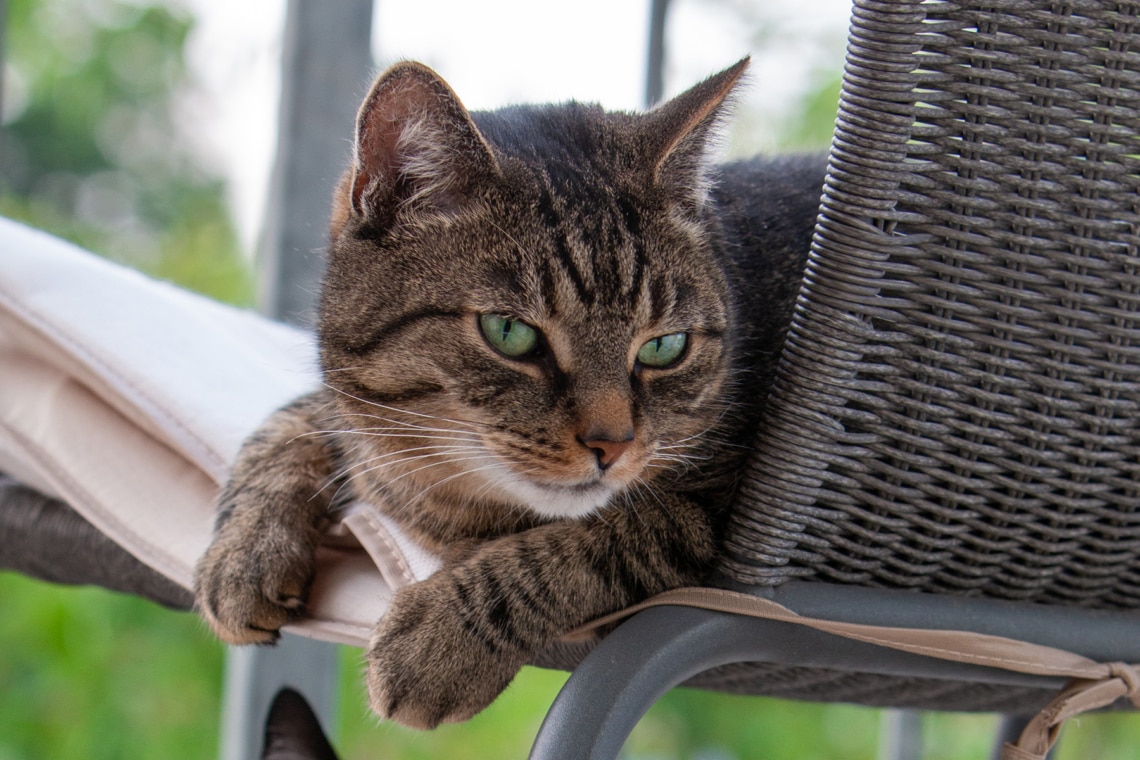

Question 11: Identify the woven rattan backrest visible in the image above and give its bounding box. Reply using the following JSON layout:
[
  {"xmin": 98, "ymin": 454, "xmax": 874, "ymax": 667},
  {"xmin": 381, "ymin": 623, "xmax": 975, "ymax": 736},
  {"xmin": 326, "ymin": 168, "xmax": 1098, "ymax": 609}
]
[{"xmin": 722, "ymin": 0, "xmax": 1140, "ymax": 608}]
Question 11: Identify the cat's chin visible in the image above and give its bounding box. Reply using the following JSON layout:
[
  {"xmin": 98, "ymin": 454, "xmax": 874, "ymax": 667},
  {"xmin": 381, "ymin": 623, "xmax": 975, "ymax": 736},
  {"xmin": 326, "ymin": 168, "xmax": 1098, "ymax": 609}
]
[
  {"xmin": 523, "ymin": 483, "xmax": 616, "ymax": 520},
  {"xmin": 487, "ymin": 471, "xmax": 616, "ymax": 520}
]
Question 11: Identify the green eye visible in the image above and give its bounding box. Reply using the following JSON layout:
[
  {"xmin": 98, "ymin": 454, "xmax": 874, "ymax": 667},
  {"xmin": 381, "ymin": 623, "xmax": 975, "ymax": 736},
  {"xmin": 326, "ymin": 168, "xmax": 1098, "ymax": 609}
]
[
  {"xmin": 479, "ymin": 314, "xmax": 539, "ymax": 358},
  {"xmin": 637, "ymin": 332, "xmax": 688, "ymax": 368}
]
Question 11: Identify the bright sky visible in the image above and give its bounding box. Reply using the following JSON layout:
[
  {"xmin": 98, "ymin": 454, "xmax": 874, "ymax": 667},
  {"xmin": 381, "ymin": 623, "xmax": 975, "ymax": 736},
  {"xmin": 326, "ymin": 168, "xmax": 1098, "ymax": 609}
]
[{"xmin": 181, "ymin": 0, "xmax": 851, "ymax": 251}]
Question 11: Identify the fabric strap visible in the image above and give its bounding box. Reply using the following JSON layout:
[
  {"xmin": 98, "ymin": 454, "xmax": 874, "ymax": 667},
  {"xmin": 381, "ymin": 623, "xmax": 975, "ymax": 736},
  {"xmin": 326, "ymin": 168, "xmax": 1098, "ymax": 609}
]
[{"xmin": 568, "ymin": 587, "xmax": 1140, "ymax": 760}]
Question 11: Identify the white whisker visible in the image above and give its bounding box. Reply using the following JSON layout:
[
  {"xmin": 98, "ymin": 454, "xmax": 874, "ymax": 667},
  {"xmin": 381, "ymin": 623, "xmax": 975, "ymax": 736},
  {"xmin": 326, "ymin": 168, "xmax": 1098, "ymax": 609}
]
[
  {"xmin": 336, "ymin": 430, "xmax": 482, "ymax": 443},
  {"xmin": 411, "ymin": 461, "xmax": 509, "ymax": 502},
  {"xmin": 322, "ymin": 383, "xmax": 489, "ymax": 431},
  {"xmin": 381, "ymin": 453, "xmax": 494, "ymax": 488},
  {"xmin": 322, "ymin": 445, "xmax": 484, "ymax": 502},
  {"xmin": 337, "ymin": 412, "xmax": 484, "ymax": 436},
  {"xmin": 292, "ymin": 428, "xmax": 483, "ymax": 448},
  {"xmin": 337, "ymin": 444, "xmax": 485, "ymax": 476}
]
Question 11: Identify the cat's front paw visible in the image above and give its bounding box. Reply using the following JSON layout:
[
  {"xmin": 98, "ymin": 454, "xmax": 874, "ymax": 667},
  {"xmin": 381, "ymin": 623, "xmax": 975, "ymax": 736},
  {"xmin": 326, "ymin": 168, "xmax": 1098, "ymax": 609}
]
[
  {"xmin": 194, "ymin": 513, "xmax": 319, "ymax": 646},
  {"xmin": 365, "ymin": 577, "xmax": 527, "ymax": 729}
]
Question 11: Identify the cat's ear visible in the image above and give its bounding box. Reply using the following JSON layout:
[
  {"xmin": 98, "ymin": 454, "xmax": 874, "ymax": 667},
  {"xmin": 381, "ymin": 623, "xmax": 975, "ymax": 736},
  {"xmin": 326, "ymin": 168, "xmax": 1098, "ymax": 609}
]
[
  {"xmin": 348, "ymin": 62, "xmax": 499, "ymax": 221},
  {"xmin": 643, "ymin": 58, "xmax": 749, "ymax": 207}
]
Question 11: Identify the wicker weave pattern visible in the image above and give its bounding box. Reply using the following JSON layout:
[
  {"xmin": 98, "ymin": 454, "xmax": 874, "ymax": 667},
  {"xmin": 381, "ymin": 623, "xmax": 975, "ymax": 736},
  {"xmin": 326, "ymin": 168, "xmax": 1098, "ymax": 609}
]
[
  {"xmin": 534, "ymin": 642, "xmax": 1060, "ymax": 713},
  {"xmin": 684, "ymin": 663, "xmax": 1056, "ymax": 713},
  {"xmin": 723, "ymin": 0, "xmax": 1140, "ymax": 608}
]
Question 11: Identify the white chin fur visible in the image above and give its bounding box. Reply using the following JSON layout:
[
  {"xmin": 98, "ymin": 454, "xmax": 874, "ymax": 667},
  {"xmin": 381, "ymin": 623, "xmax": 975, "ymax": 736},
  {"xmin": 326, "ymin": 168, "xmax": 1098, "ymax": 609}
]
[{"xmin": 482, "ymin": 464, "xmax": 615, "ymax": 520}]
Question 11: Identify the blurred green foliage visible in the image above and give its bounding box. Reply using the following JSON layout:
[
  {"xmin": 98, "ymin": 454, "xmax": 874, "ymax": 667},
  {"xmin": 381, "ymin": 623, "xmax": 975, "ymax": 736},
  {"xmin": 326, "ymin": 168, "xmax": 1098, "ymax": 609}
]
[
  {"xmin": 0, "ymin": 574, "xmax": 224, "ymax": 760},
  {"xmin": 0, "ymin": 0, "xmax": 252, "ymax": 305},
  {"xmin": 0, "ymin": 1, "xmax": 247, "ymax": 757},
  {"xmin": 775, "ymin": 74, "xmax": 842, "ymax": 152},
  {"xmin": 2, "ymin": 1, "xmax": 1139, "ymax": 759}
]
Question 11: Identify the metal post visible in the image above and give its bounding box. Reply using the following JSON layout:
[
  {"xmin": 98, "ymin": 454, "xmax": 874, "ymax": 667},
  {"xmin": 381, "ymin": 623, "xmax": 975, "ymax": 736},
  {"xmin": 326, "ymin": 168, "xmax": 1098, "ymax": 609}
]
[
  {"xmin": 219, "ymin": 636, "xmax": 340, "ymax": 760},
  {"xmin": 0, "ymin": 0, "xmax": 7, "ymax": 121},
  {"xmin": 219, "ymin": 1, "xmax": 374, "ymax": 758},
  {"xmin": 645, "ymin": 0, "xmax": 670, "ymax": 107},
  {"xmin": 879, "ymin": 710, "xmax": 923, "ymax": 760},
  {"xmin": 257, "ymin": 0, "xmax": 375, "ymax": 328}
]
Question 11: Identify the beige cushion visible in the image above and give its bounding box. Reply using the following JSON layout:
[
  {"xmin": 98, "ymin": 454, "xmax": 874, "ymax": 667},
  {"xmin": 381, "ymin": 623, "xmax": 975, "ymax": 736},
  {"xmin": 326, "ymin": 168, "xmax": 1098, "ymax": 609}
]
[{"xmin": 0, "ymin": 217, "xmax": 439, "ymax": 647}]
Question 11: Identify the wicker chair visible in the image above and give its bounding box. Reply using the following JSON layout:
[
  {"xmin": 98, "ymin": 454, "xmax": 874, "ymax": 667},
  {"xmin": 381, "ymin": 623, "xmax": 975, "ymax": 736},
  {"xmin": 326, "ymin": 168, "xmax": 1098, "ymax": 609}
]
[{"xmin": 529, "ymin": 1, "xmax": 1140, "ymax": 758}]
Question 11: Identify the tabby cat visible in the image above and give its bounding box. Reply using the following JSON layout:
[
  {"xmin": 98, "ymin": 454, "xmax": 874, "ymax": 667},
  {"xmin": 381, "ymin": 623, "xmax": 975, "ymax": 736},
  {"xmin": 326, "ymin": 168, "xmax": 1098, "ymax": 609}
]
[{"xmin": 194, "ymin": 58, "xmax": 825, "ymax": 729}]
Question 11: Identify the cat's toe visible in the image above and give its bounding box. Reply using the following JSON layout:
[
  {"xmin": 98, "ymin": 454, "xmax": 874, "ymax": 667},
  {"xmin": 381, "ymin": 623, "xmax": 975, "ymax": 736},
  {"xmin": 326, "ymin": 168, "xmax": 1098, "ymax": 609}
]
[
  {"xmin": 194, "ymin": 535, "xmax": 316, "ymax": 646},
  {"xmin": 364, "ymin": 670, "xmax": 474, "ymax": 730},
  {"xmin": 363, "ymin": 583, "xmax": 522, "ymax": 729},
  {"xmin": 262, "ymin": 573, "xmax": 310, "ymax": 612},
  {"xmin": 364, "ymin": 646, "xmax": 488, "ymax": 730},
  {"xmin": 196, "ymin": 573, "xmax": 289, "ymax": 645}
]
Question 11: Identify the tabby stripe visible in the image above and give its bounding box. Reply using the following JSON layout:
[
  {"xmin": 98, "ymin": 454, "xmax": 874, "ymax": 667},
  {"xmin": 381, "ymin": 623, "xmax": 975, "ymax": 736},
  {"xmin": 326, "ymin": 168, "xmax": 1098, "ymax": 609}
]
[
  {"xmin": 203, "ymin": 581, "xmax": 224, "ymax": 621},
  {"xmin": 615, "ymin": 193, "xmax": 646, "ymax": 307},
  {"xmin": 536, "ymin": 187, "xmax": 593, "ymax": 305},
  {"xmin": 583, "ymin": 532, "xmax": 647, "ymax": 604},
  {"xmin": 214, "ymin": 500, "xmax": 236, "ymax": 529},
  {"xmin": 648, "ymin": 277, "xmax": 670, "ymax": 324},
  {"xmin": 511, "ymin": 550, "xmax": 561, "ymax": 619},
  {"xmin": 347, "ymin": 307, "xmax": 464, "ymax": 356},
  {"xmin": 608, "ymin": 530, "xmax": 653, "ymax": 602},
  {"xmin": 339, "ymin": 381, "xmax": 445, "ymax": 407},
  {"xmin": 538, "ymin": 257, "xmax": 559, "ymax": 316},
  {"xmin": 481, "ymin": 570, "xmax": 531, "ymax": 652},
  {"xmin": 663, "ymin": 528, "xmax": 709, "ymax": 583},
  {"xmin": 452, "ymin": 578, "xmax": 500, "ymax": 654}
]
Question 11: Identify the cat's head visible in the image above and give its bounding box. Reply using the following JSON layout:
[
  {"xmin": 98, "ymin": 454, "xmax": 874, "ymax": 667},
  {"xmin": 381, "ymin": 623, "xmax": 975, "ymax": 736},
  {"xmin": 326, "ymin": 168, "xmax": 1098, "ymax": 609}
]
[{"xmin": 319, "ymin": 60, "xmax": 747, "ymax": 522}]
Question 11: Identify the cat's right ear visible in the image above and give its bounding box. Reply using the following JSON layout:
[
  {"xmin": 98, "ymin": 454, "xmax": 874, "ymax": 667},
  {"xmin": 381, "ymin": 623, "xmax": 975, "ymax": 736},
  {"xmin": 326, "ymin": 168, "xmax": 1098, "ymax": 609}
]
[
  {"xmin": 643, "ymin": 58, "xmax": 749, "ymax": 210},
  {"xmin": 347, "ymin": 62, "xmax": 499, "ymax": 223}
]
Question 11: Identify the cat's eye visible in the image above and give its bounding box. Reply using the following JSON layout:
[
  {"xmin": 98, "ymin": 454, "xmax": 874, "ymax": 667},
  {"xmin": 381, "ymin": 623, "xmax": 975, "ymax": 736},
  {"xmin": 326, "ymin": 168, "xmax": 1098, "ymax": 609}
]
[
  {"xmin": 479, "ymin": 314, "xmax": 539, "ymax": 358},
  {"xmin": 637, "ymin": 332, "xmax": 688, "ymax": 368}
]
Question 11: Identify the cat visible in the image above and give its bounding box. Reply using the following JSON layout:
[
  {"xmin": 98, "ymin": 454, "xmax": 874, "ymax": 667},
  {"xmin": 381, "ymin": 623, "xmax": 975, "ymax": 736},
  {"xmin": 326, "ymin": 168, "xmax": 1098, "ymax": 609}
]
[{"xmin": 194, "ymin": 57, "xmax": 825, "ymax": 730}]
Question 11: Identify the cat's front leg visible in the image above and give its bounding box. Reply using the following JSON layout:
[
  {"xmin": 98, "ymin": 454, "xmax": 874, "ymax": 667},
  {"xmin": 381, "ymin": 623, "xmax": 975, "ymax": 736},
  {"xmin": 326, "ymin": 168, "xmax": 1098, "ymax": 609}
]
[
  {"xmin": 194, "ymin": 390, "xmax": 337, "ymax": 644},
  {"xmin": 366, "ymin": 491, "xmax": 717, "ymax": 728}
]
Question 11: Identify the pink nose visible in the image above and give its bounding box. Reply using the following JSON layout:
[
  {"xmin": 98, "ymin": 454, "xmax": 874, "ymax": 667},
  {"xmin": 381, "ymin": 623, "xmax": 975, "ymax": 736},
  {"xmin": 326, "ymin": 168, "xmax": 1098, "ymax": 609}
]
[{"xmin": 580, "ymin": 436, "xmax": 633, "ymax": 469}]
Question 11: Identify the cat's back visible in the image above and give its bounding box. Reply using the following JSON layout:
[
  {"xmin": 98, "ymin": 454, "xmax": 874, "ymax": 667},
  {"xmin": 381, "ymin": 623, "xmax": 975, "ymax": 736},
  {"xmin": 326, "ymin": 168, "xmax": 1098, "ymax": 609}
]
[
  {"xmin": 713, "ymin": 153, "xmax": 826, "ymax": 262},
  {"xmin": 710, "ymin": 153, "xmax": 827, "ymax": 414}
]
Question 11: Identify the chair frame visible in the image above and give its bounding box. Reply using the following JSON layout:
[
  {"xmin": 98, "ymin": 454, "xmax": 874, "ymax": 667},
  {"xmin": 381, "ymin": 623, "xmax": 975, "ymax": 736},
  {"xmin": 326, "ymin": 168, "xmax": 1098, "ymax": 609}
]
[{"xmin": 528, "ymin": 582, "xmax": 1140, "ymax": 759}]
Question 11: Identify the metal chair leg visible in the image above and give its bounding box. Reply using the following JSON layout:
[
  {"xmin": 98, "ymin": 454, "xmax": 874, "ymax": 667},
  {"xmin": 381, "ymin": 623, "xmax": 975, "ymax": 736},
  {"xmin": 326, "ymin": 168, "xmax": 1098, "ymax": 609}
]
[
  {"xmin": 219, "ymin": 635, "xmax": 340, "ymax": 760},
  {"xmin": 220, "ymin": 0, "xmax": 374, "ymax": 756},
  {"xmin": 991, "ymin": 715, "xmax": 1054, "ymax": 760},
  {"xmin": 879, "ymin": 710, "xmax": 923, "ymax": 760}
]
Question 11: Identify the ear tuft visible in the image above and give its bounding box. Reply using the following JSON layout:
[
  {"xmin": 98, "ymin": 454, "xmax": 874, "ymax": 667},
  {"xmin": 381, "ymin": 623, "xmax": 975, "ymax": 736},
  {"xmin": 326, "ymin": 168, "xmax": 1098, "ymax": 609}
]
[
  {"xmin": 644, "ymin": 58, "xmax": 749, "ymax": 208},
  {"xmin": 350, "ymin": 62, "xmax": 498, "ymax": 221}
]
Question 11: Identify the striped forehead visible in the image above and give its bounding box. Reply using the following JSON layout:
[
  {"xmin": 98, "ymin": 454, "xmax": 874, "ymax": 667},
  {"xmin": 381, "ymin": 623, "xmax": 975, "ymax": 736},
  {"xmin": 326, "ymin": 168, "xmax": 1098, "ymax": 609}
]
[{"xmin": 531, "ymin": 164, "xmax": 648, "ymax": 315}]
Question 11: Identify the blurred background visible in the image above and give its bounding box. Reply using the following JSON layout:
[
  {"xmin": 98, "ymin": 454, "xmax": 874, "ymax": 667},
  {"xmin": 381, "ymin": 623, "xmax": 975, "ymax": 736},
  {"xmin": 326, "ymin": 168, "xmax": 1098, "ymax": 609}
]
[{"xmin": 1, "ymin": 0, "xmax": 1137, "ymax": 757}]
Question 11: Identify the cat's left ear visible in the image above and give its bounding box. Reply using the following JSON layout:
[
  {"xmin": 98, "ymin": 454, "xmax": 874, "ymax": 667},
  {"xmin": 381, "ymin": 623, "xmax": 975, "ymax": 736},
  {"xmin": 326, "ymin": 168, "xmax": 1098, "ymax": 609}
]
[
  {"xmin": 348, "ymin": 62, "xmax": 499, "ymax": 222},
  {"xmin": 643, "ymin": 58, "xmax": 749, "ymax": 207}
]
